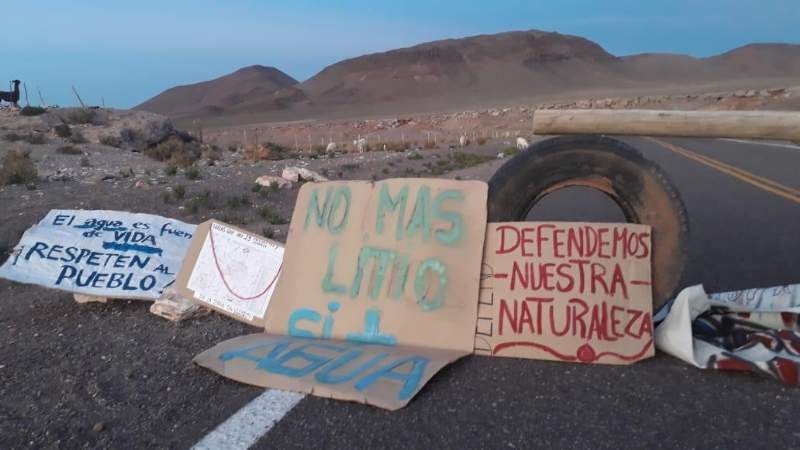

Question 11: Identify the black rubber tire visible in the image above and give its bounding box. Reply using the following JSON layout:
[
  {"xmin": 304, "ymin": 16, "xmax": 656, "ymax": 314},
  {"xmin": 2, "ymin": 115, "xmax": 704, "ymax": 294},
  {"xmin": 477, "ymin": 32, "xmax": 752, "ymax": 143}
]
[{"xmin": 488, "ymin": 135, "xmax": 689, "ymax": 309}]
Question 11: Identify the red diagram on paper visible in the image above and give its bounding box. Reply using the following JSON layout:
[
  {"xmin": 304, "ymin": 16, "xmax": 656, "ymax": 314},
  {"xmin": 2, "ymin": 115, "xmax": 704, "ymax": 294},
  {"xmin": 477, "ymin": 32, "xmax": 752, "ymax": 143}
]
[{"xmin": 208, "ymin": 228, "xmax": 282, "ymax": 300}]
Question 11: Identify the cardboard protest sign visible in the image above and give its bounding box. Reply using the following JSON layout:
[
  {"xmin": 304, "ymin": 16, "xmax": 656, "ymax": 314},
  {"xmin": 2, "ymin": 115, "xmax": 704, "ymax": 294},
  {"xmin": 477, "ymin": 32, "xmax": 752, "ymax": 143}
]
[
  {"xmin": 195, "ymin": 179, "xmax": 488, "ymax": 409},
  {"xmin": 0, "ymin": 210, "xmax": 195, "ymax": 300},
  {"xmin": 195, "ymin": 334, "xmax": 464, "ymax": 410},
  {"xmin": 474, "ymin": 222, "xmax": 655, "ymax": 365},
  {"xmin": 175, "ymin": 220, "xmax": 284, "ymax": 326}
]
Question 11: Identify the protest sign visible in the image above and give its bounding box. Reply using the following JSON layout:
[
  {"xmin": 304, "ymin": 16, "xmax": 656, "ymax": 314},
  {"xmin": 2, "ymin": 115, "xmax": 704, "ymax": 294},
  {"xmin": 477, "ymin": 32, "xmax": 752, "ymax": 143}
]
[
  {"xmin": 474, "ymin": 222, "xmax": 655, "ymax": 365},
  {"xmin": 0, "ymin": 210, "xmax": 195, "ymax": 300},
  {"xmin": 175, "ymin": 220, "xmax": 284, "ymax": 326},
  {"xmin": 195, "ymin": 178, "xmax": 488, "ymax": 409}
]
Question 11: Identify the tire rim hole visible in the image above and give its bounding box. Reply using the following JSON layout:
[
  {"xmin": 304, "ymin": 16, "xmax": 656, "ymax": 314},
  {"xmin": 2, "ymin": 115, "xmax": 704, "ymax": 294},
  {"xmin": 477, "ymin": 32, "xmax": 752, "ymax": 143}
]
[{"xmin": 525, "ymin": 185, "xmax": 628, "ymax": 223}]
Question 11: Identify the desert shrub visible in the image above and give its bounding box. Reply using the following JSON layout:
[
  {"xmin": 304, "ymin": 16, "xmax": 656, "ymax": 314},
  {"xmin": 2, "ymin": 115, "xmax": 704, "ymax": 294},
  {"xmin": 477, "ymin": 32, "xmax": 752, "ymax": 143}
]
[
  {"xmin": 477, "ymin": 137, "xmax": 487, "ymax": 146},
  {"xmin": 119, "ymin": 168, "xmax": 134, "ymax": 178},
  {"xmin": 173, "ymin": 184, "xmax": 186, "ymax": 200},
  {"xmin": 22, "ymin": 133, "xmax": 47, "ymax": 145},
  {"xmin": 56, "ymin": 145, "xmax": 82, "ymax": 155},
  {"xmin": 451, "ymin": 151, "xmax": 493, "ymax": 168},
  {"xmin": 503, "ymin": 146, "xmax": 520, "ymax": 157},
  {"xmin": 406, "ymin": 151, "xmax": 424, "ymax": 160},
  {"xmin": 310, "ymin": 145, "xmax": 327, "ymax": 158},
  {"xmin": 341, "ymin": 163, "xmax": 361, "ymax": 170},
  {"xmin": 53, "ymin": 123, "xmax": 72, "ymax": 138},
  {"xmin": 20, "ymin": 106, "xmax": 47, "ymax": 116},
  {"xmin": 66, "ymin": 108, "xmax": 98, "ymax": 125},
  {"xmin": 187, "ymin": 190, "xmax": 211, "ymax": 213},
  {"xmin": 161, "ymin": 191, "xmax": 172, "ymax": 204},
  {"xmin": 251, "ymin": 184, "xmax": 262, "ymax": 193},
  {"xmin": 258, "ymin": 205, "xmax": 286, "ymax": 224},
  {"xmin": 99, "ymin": 134, "xmax": 123, "ymax": 147},
  {"xmin": 80, "ymin": 156, "xmax": 91, "ymax": 167},
  {"xmin": 69, "ymin": 130, "xmax": 87, "ymax": 144},
  {"xmin": 164, "ymin": 164, "xmax": 178, "ymax": 176},
  {"xmin": 119, "ymin": 128, "xmax": 140, "ymax": 144},
  {"xmin": 426, "ymin": 151, "xmax": 494, "ymax": 176},
  {"xmin": 144, "ymin": 136, "xmax": 201, "ymax": 167},
  {"xmin": 423, "ymin": 141, "xmax": 437, "ymax": 149},
  {"xmin": 220, "ymin": 212, "xmax": 248, "ymax": 225},
  {"xmin": 226, "ymin": 194, "xmax": 250, "ymax": 209},
  {"xmin": 227, "ymin": 143, "xmax": 239, "ymax": 153},
  {"xmin": 382, "ymin": 168, "xmax": 389, "ymax": 174},
  {"xmin": 0, "ymin": 150, "xmax": 38, "ymax": 186},
  {"xmin": 373, "ymin": 141, "xmax": 408, "ymax": 152},
  {"xmin": 3, "ymin": 132, "xmax": 22, "ymax": 142},
  {"xmin": 261, "ymin": 227, "xmax": 275, "ymax": 239},
  {"xmin": 202, "ymin": 144, "xmax": 222, "ymax": 165},
  {"xmin": 184, "ymin": 166, "xmax": 201, "ymax": 180},
  {"xmin": 243, "ymin": 142, "xmax": 297, "ymax": 161}
]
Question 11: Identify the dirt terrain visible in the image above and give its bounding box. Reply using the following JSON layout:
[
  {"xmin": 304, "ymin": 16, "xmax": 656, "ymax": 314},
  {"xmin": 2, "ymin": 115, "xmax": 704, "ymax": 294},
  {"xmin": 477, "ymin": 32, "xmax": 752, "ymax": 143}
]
[
  {"xmin": 198, "ymin": 84, "xmax": 800, "ymax": 152},
  {"xmin": 2, "ymin": 88, "xmax": 800, "ymax": 447}
]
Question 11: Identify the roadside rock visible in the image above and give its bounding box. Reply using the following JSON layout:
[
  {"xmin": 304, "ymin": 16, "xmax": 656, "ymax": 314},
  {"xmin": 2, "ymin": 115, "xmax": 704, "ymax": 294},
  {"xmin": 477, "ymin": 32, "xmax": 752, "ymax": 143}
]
[
  {"xmin": 281, "ymin": 166, "xmax": 328, "ymax": 183},
  {"xmin": 255, "ymin": 175, "xmax": 292, "ymax": 189}
]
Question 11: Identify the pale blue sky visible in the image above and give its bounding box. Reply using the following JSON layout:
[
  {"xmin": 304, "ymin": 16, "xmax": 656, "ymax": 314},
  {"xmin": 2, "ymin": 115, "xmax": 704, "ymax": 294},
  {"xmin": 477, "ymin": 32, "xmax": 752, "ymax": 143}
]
[{"xmin": 2, "ymin": 0, "xmax": 798, "ymax": 108}]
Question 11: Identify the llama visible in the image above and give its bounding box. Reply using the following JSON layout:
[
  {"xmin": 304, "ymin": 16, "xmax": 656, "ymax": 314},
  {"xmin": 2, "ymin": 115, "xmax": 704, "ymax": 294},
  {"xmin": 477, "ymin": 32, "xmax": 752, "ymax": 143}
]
[
  {"xmin": 516, "ymin": 137, "xmax": 529, "ymax": 150},
  {"xmin": 459, "ymin": 135, "xmax": 467, "ymax": 147},
  {"xmin": 325, "ymin": 142, "xmax": 337, "ymax": 153},
  {"xmin": 0, "ymin": 80, "xmax": 21, "ymax": 107},
  {"xmin": 353, "ymin": 137, "xmax": 367, "ymax": 153}
]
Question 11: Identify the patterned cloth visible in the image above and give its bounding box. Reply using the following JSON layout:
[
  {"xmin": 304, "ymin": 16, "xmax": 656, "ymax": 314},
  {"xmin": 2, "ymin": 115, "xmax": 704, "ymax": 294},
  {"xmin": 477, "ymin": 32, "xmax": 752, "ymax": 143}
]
[{"xmin": 655, "ymin": 284, "xmax": 800, "ymax": 385}]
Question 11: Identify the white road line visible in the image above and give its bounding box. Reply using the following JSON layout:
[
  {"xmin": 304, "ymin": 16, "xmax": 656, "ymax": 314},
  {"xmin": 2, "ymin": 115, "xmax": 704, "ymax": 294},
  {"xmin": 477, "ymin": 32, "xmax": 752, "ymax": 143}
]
[
  {"xmin": 719, "ymin": 138, "xmax": 800, "ymax": 150},
  {"xmin": 192, "ymin": 389, "xmax": 305, "ymax": 450}
]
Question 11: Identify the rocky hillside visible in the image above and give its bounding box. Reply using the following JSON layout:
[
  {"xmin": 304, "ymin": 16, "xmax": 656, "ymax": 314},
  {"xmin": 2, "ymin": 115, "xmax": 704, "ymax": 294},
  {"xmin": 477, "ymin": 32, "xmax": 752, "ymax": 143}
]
[
  {"xmin": 136, "ymin": 30, "xmax": 800, "ymax": 123},
  {"xmin": 135, "ymin": 65, "xmax": 301, "ymax": 119}
]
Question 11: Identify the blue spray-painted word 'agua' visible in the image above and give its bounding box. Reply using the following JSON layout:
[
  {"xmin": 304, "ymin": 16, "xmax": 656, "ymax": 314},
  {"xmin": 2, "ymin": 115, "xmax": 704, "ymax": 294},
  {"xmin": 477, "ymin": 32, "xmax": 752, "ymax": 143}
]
[{"xmin": 220, "ymin": 337, "xmax": 430, "ymax": 401}]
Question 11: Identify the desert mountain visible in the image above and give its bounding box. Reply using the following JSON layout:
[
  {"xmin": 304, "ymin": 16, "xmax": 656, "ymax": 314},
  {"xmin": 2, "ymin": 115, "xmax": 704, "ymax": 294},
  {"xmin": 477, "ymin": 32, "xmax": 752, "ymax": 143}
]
[
  {"xmin": 136, "ymin": 30, "xmax": 800, "ymax": 122},
  {"xmin": 135, "ymin": 65, "xmax": 301, "ymax": 118}
]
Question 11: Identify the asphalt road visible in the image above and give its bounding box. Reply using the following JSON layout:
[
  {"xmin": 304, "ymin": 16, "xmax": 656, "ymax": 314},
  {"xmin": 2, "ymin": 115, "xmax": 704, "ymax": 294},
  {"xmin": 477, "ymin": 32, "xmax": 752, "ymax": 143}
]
[{"xmin": 2, "ymin": 137, "xmax": 799, "ymax": 449}]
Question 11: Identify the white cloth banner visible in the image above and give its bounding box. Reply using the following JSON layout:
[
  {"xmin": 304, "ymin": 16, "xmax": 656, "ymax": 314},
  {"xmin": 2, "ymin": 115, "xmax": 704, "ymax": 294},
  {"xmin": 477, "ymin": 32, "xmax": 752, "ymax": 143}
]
[
  {"xmin": 0, "ymin": 210, "xmax": 196, "ymax": 299},
  {"xmin": 655, "ymin": 283, "xmax": 800, "ymax": 382}
]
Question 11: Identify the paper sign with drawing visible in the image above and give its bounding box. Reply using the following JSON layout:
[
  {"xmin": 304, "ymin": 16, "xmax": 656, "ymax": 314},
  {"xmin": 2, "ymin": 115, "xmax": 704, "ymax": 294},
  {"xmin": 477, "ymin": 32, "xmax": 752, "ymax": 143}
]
[
  {"xmin": 0, "ymin": 209, "xmax": 195, "ymax": 300},
  {"xmin": 195, "ymin": 178, "xmax": 488, "ymax": 409},
  {"xmin": 474, "ymin": 222, "xmax": 655, "ymax": 364},
  {"xmin": 175, "ymin": 220, "xmax": 284, "ymax": 326}
]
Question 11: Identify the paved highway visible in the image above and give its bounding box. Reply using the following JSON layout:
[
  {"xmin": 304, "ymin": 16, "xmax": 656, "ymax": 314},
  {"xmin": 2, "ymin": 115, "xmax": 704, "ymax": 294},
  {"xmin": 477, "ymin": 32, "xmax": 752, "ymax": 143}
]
[{"xmin": 2, "ymin": 137, "xmax": 799, "ymax": 449}]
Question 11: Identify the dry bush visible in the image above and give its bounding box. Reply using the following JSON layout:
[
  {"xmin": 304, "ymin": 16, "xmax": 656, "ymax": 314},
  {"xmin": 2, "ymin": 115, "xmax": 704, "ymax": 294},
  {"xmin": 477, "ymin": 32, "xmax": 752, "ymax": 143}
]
[
  {"xmin": 66, "ymin": 108, "xmax": 99, "ymax": 125},
  {"xmin": 144, "ymin": 136, "xmax": 201, "ymax": 167},
  {"xmin": 53, "ymin": 124, "xmax": 71, "ymax": 138},
  {"xmin": 69, "ymin": 130, "xmax": 87, "ymax": 144},
  {"xmin": 0, "ymin": 150, "xmax": 38, "ymax": 186},
  {"xmin": 99, "ymin": 134, "xmax": 123, "ymax": 147},
  {"xmin": 243, "ymin": 142, "xmax": 296, "ymax": 161},
  {"xmin": 20, "ymin": 106, "xmax": 46, "ymax": 116},
  {"xmin": 56, "ymin": 145, "xmax": 82, "ymax": 155},
  {"xmin": 22, "ymin": 133, "xmax": 47, "ymax": 145},
  {"xmin": 372, "ymin": 141, "xmax": 409, "ymax": 152}
]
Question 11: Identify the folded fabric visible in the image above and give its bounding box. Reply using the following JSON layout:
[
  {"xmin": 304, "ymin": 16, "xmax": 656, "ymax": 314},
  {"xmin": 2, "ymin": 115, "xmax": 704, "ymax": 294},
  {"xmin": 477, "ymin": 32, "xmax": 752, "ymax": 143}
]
[{"xmin": 655, "ymin": 284, "xmax": 800, "ymax": 385}]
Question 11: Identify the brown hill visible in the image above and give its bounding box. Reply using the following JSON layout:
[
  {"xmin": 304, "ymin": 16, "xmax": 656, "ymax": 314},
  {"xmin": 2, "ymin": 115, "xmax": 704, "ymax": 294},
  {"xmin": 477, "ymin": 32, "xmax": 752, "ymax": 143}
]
[
  {"xmin": 134, "ymin": 65, "xmax": 300, "ymax": 118},
  {"xmin": 136, "ymin": 30, "xmax": 800, "ymax": 123}
]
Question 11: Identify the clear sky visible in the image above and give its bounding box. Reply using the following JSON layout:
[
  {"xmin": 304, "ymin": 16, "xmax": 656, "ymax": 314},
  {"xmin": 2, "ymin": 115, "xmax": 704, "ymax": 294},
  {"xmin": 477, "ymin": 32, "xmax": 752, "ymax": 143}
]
[{"xmin": 2, "ymin": 0, "xmax": 798, "ymax": 108}]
